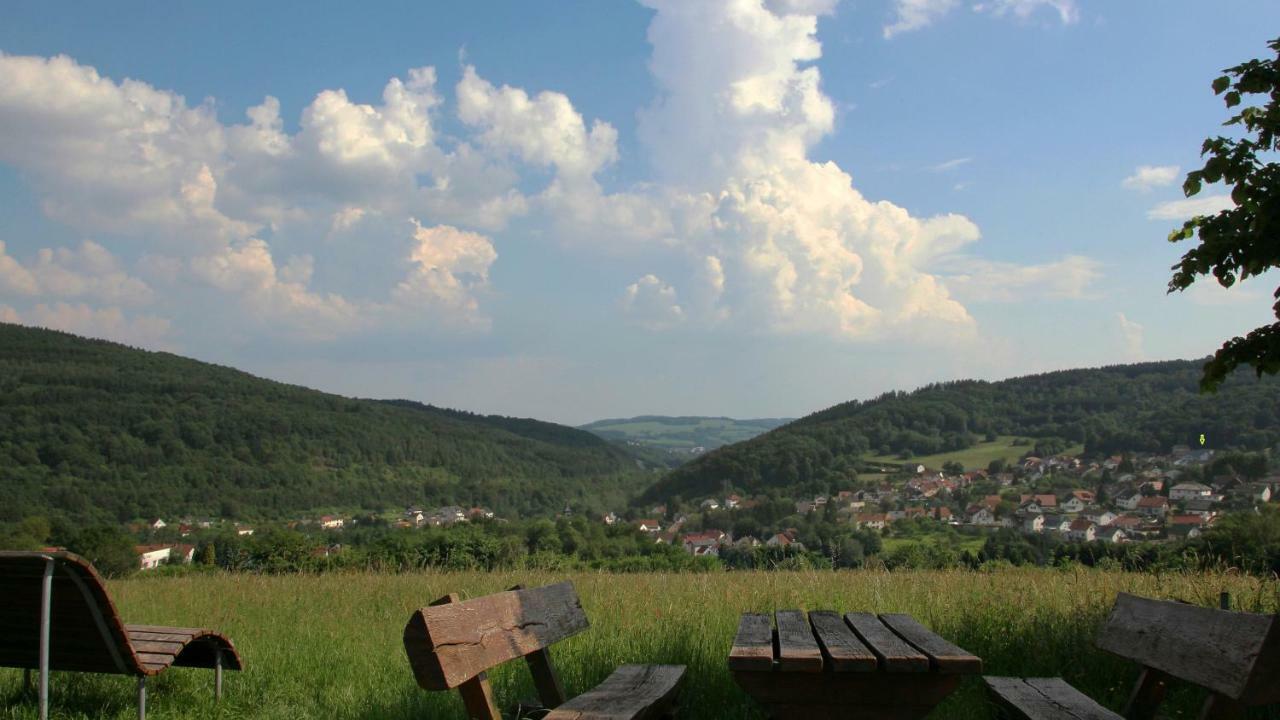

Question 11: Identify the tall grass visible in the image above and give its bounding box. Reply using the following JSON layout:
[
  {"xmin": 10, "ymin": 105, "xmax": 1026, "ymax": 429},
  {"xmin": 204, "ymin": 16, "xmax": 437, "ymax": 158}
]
[{"xmin": 2, "ymin": 568, "xmax": 1277, "ymax": 719}]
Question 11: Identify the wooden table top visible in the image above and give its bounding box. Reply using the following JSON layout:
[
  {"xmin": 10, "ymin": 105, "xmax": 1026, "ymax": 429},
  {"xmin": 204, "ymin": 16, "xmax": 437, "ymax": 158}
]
[{"xmin": 728, "ymin": 610, "xmax": 982, "ymax": 675}]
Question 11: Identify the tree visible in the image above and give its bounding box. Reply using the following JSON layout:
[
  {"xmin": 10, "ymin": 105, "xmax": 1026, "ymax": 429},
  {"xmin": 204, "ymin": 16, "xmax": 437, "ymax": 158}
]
[{"xmin": 1169, "ymin": 37, "xmax": 1280, "ymax": 390}]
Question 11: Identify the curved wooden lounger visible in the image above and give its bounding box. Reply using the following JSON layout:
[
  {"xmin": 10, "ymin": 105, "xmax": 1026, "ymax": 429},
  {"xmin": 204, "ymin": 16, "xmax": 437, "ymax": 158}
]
[{"xmin": 0, "ymin": 551, "xmax": 242, "ymax": 719}]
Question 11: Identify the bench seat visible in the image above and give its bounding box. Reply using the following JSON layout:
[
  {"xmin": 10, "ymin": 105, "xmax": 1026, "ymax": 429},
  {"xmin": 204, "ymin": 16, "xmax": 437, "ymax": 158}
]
[
  {"xmin": 984, "ymin": 676, "xmax": 1122, "ymax": 720},
  {"xmin": 545, "ymin": 664, "xmax": 685, "ymax": 720}
]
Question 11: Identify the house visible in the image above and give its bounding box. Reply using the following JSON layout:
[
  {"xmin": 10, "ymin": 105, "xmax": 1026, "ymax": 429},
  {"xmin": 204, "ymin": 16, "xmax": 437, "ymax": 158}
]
[
  {"xmin": 636, "ymin": 519, "xmax": 662, "ymax": 533},
  {"xmin": 1097, "ymin": 526, "xmax": 1127, "ymax": 544},
  {"xmin": 602, "ymin": 512, "xmax": 619, "ymax": 525},
  {"xmin": 1022, "ymin": 514, "xmax": 1044, "ymax": 534},
  {"xmin": 1110, "ymin": 515, "xmax": 1144, "ymax": 530},
  {"xmin": 854, "ymin": 513, "xmax": 887, "ymax": 530},
  {"xmin": 932, "ymin": 507, "xmax": 954, "ymax": 522},
  {"xmin": 1167, "ymin": 514, "xmax": 1208, "ymax": 539},
  {"xmin": 135, "ymin": 544, "xmax": 172, "ymax": 570},
  {"xmin": 735, "ymin": 535, "xmax": 761, "ymax": 548},
  {"xmin": 1042, "ymin": 515, "xmax": 1072, "ymax": 534},
  {"xmin": 767, "ymin": 530, "xmax": 803, "ymax": 549},
  {"xmin": 319, "ymin": 515, "xmax": 345, "ymax": 530},
  {"xmin": 149, "ymin": 519, "xmax": 167, "ymax": 530},
  {"xmin": 1136, "ymin": 496, "xmax": 1170, "ymax": 518},
  {"xmin": 966, "ymin": 507, "xmax": 996, "ymax": 526},
  {"xmin": 1115, "ymin": 492, "xmax": 1142, "ymax": 511},
  {"xmin": 235, "ymin": 525, "xmax": 255, "ymax": 536},
  {"xmin": 1169, "ymin": 482, "xmax": 1212, "ymax": 502},
  {"xmin": 683, "ymin": 530, "xmax": 727, "ymax": 556},
  {"xmin": 1184, "ymin": 497, "xmax": 1220, "ymax": 516},
  {"xmin": 468, "ymin": 507, "xmax": 495, "ymax": 520},
  {"xmin": 1084, "ymin": 510, "xmax": 1117, "ymax": 527},
  {"xmin": 1060, "ymin": 496, "xmax": 1086, "ymax": 514},
  {"xmin": 1249, "ymin": 483, "xmax": 1274, "ymax": 503},
  {"xmin": 1067, "ymin": 519, "xmax": 1096, "ymax": 542},
  {"xmin": 795, "ymin": 500, "xmax": 815, "ymax": 515},
  {"xmin": 886, "ymin": 510, "xmax": 907, "ymax": 522},
  {"xmin": 725, "ymin": 494, "xmax": 742, "ymax": 509},
  {"xmin": 436, "ymin": 506, "xmax": 467, "ymax": 524},
  {"xmin": 700, "ymin": 499, "xmax": 721, "ymax": 511},
  {"xmin": 169, "ymin": 544, "xmax": 196, "ymax": 564}
]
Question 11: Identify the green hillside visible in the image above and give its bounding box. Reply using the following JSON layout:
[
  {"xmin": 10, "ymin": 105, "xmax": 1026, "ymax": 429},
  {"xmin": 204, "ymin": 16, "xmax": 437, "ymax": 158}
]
[
  {"xmin": 0, "ymin": 323, "xmax": 656, "ymax": 524},
  {"xmin": 580, "ymin": 415, "xmax": 791, "ymax": 453},
  {"xmin": 643, "ymin": 360, "xmax": 1280, "ymax": 502}
]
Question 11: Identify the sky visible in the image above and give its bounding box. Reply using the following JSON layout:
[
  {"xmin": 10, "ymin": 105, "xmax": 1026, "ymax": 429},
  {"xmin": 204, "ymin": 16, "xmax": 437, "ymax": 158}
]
[{"xmin": 0, "ymin": 0, "xmax": 1276, "ymax": 425}]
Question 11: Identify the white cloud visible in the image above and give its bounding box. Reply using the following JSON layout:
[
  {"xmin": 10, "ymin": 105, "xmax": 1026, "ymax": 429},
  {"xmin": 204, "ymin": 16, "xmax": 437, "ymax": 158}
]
[
  {"xmin": 4, "ymin": 302, "xmax": 171, "ymax": 349},
  {"xmin": 1147, "ymin": 194, "xmax": 1234, "ymax": 221},
  {"xmin": 622, "ymin": 274, "xmax": 685, "ymax": 330},
  {"xmin": 973, "ymin": 0, "xmax": 1079, "ymax": 24},
  {"xmin": 392, "ymin": 220, "xmax": 497, "ymax": 326},
  {"xmin": 1116, "ymin": 312, "xmax": 1144, "ymax": 361},
  {"xmin": 944, "ymin": 254, "xmax": 1102, "ymax": 303},
  {"xmin": 0, "ymin": 239, "xmax": 152, "ymax": 305},
  {"xmin": 1123, "ymin": 165, "xmax": 1180, "ymax": 191},
  {"xmin": 930, "ymin": 157, "xmax": 972, "ymax": 173},
  {"xmin": 884, "ymin": 0, "xmax": 959, "ymax": 38}
]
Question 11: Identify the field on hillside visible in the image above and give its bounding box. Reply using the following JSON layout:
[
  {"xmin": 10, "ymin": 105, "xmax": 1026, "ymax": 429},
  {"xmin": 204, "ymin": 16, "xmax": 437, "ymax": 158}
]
[
  {"xmin": 865, "ymin": 436, "xmax": 1085, "ymax": 471},
  {"xmin": 2, "ymin": 569, "xmax": 1277, "ymax": 719}
]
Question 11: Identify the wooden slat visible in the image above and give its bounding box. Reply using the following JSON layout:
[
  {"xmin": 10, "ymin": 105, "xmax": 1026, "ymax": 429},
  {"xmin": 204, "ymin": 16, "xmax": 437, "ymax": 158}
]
[
  {"xmin": 775, "ymin": 610, "xmax": 823, "ymax": 672},
  {"xmin": 136, "ymin": 652, "xmax": 177, "ymax": 669},
  {"xmin": 1095, "ymin": 593, "xmax": 1278, "ymax": 703},
  {"xmin": 126, "ymin": 631, "xmax": 200, "ymax": 643},
  {"xmin": 545, "ymin": 664, "xmax": 685, "ymax": 720},
  {"xmin": 130, "ymin": 640, "xmax": 183, "ymax": 655},
  {"xmin": 808, "ymin": 610, "xmax": 876, "ymax": 672},
  {"xmin": 728, "ymin": 613, "xmax": 775, "ymax": 672},
  {"xmin": 844, "ymin": 613, "xmax": 928, "ymax": 672},
  {"xmin": 879, "ymin": 613, "xmax": 982, "ymax": 674},
  {"xmin": 984, "ymin": 676, "xmax": 1122, "ymax": 720},
  {"xmin": 403, "ymin": 581, "xmax": 590, "ymax": 691},
  {"xmin": 125, "ymin": 624, "xmax": 205, "ymax": 635}
]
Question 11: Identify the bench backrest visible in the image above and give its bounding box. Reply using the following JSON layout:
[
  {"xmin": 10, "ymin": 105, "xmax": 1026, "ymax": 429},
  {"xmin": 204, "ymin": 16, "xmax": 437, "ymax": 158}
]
[
  {"xmin": 0, "ymin": 551, "xmax": 141, "ymax": 675},
  {"xmin": 402, "ymin": 581, "xmax": 589, "ymax": 691},
  {"xmin": 1096, "ymin": 592, "xmax": 1280, "ymax": 705}
]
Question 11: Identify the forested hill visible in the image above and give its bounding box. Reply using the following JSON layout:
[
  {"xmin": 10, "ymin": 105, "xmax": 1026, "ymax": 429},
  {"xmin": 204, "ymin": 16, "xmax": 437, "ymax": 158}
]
[
  {"xmin": 579, "ymin": 416, "xmax": 792, "ymax": 452},
  {"xmin": 0, "ymin": 323, "xmax": 653, "ymax": 524},
  {"xmin": 643, "ymin": 359, "xmax": 1280, "ymax": 502}
]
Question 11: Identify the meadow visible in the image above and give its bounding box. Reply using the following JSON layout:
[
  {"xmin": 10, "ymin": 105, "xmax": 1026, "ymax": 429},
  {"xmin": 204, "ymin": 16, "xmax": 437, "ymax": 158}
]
[
  {"xmin": 2, "ymin": 568, "xmax": 1278, "ymax": 719},
  {"xmin": 865, "ymin": 436, "xmax": 1085, "ymax": 471}
]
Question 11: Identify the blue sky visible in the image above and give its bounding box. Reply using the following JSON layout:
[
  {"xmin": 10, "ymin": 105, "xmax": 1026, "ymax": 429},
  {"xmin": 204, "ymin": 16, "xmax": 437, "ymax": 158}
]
[{"xmin": 0, "ymin": 0, "xmax": 1276, "ymax": 424}]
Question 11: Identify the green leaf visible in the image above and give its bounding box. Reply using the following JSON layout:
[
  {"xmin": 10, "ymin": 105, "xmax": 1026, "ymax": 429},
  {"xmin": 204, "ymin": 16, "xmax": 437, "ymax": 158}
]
[
  {"xmin": 1183, "ymin": 177, "xmax": 1202, "ymax": 197},
  {"xmin": 1213, "ymin": 75, "xmax": 1231, "ymax": 94},
  {"xmin": 1225, "ymin": 90, "xmax": 1242, "ymax": 107}
]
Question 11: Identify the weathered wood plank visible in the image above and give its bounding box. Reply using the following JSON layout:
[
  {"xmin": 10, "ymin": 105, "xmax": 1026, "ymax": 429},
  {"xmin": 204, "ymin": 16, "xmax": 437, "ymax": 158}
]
[
  {"xmin": 1095, "ymin": 593, "xmax": 1278, "ymax": 702},
  {"xmin": 728, "ymin": 613, "xmax": 775, "ymax": 672},
  {"xmin": 403, "ymin": 581, "xmax": 590, "ymax": 690},
  {"xmin": 775, "ymin": 610, "xmax": 823, "ymax": 672},
  {"xmin": 126, "ymin": 631, "xmax": 200, "ymax": 643},
  {"xmin": 136, "ymin": 652, "xmax": 177, "ymax": 668},
  {"xmin": 545, "ymin": 664, "xmax": 685, "ymax": 720},
  {"xmin": 878, "ymin": 613, "xmax": 982, "ymax": 674},
  {"xmin": 1120, "ymin": 668, "xmax": 1167, "ymax": 720},
  {"xmin": 510, "ymin": 584, "xmax": 567, "ymax": 709},
  {"xmin": 984, "ymin": 676, "xmax": 1122, "ymax": 720},
  {"xmin": 808, "ymin": 610, "xmax": 876, "ymax": 672},
  {"xmin": 130, "ymin": 640, "xmax": 183, "ymax": 655},
  {"xmin": 844, "ymin": 613, "xmax": 928, "ymax": 672}
]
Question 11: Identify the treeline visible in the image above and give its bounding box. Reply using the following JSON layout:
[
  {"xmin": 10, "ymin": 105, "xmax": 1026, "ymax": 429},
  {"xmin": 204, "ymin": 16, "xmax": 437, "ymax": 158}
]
[
  {"xmin": 648, "ymin": 360, "xmax": 1280, "ymax": 501},
  {"xmin": 0, "ymin": 323, "xmax": 657, "ymax": 524}
]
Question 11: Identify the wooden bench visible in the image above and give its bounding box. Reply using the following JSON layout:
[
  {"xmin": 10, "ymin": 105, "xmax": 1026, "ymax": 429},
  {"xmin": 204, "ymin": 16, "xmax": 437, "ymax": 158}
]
[
  {"xmin": 984, "ymin": 592, "xmax": 1280, "ymax": 720},
  {"xmin": 402, "ymin": 581, "xmax": 685, "ymax": 719},
  {"xmin": 0, "ymin": 551, "xmax": 242, "ymax": 720},
  {"xmin": 729, "ymin": 609, "xmax": 983, "ymax": 719}
]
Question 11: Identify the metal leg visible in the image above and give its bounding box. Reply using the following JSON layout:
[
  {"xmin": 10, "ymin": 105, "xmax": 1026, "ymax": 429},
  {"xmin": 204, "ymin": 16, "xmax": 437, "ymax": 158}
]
[
  {"xmin": 39, "ymin": 557, "xmax": 53, "ymax": 720},
  {"xmin": 137, "ymin": 676, "xmax": 146, "ymax": 720},
  {"xmin": 214, "ymin": 648, "xmax": 223, "ymax": 701}
]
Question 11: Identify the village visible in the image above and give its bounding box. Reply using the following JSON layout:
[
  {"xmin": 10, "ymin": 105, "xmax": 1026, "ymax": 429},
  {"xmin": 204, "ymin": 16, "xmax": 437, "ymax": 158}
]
[{"xmin": 622, "ymin": 445, "xmax": 1278, "ymax": 558}]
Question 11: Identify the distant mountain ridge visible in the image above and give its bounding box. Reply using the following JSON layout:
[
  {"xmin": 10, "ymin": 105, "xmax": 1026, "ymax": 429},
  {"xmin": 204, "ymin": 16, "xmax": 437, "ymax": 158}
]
[
  {"xmin": 642, "ymin": 359, "xmax": 1280, "ymax": 503},
  {"xmin": 580, "ymin": 415, "xmax": 792, "ymax": 454},
  {"xmin": 0, "ymin": 323, "xmax": 656, "ymax": 524}
]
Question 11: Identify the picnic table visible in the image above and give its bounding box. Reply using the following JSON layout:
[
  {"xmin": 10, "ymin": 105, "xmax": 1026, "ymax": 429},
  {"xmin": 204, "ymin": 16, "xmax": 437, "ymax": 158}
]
[{"xmin": 728, "ymin": 610, "xmax": 982, "ymax": 720}]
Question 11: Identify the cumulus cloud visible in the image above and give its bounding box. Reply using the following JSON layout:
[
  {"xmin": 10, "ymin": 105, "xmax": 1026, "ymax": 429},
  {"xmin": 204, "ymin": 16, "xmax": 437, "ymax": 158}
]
[
  {"xmin": 392, "ymin": 220, "xmax": 497, "ymax": 325},
  {"xmin": 884, "ymin": 0, "xmax": 959, "ymax": 38},
  {"xmin": 622, "ymin": 274, "xmax": 685, "ymax": 330},
  {"xmin": 1123, "ymin": 165, "xmax": 1180, "ymax": 191},
  {"xmin": 3, "ymin": 302, "xmax": 171, "ymax": 348},
  {"xmin": 1147, "ymin": 194, "xmax": 1234, "ymax": 221},
  {"xmin": 973, "ymin": 0, "xmax": 1079, "ymax": 24},
  {"xmin": 0, "ymin": 239, "xmax": 152, "ymax": 305},
  {"xmin": 1116, "ymin": 312, "xmax": 1144, "ymax": 361}
]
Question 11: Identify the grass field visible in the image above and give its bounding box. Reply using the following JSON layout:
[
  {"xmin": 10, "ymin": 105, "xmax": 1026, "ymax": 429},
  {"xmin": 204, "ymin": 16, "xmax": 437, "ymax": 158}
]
[
  {"xmin": 881, "ymin": 535, "xmax": 987, "ymax": 555},
  {"xmin": 865, "ymin": 436, "xmax": 1085, "ymax": 471},
  {"xmin": 2, "ymin": 569, "xmax": 1277, "ymax": 719}
]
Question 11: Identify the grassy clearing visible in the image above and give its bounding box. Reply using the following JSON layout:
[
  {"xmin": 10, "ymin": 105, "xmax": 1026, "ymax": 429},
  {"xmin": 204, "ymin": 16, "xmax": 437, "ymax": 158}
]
[
  {"xmin": 2, "ymin": 569, "xmax": 1277, "ymax": 719},
  {"xmin": 881, "ymin": 535, "xmax": 986, "ymax": 555},
  {"xmin": 866, "ymin": 436, "xmax": 1085, "ymax": 471}
]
